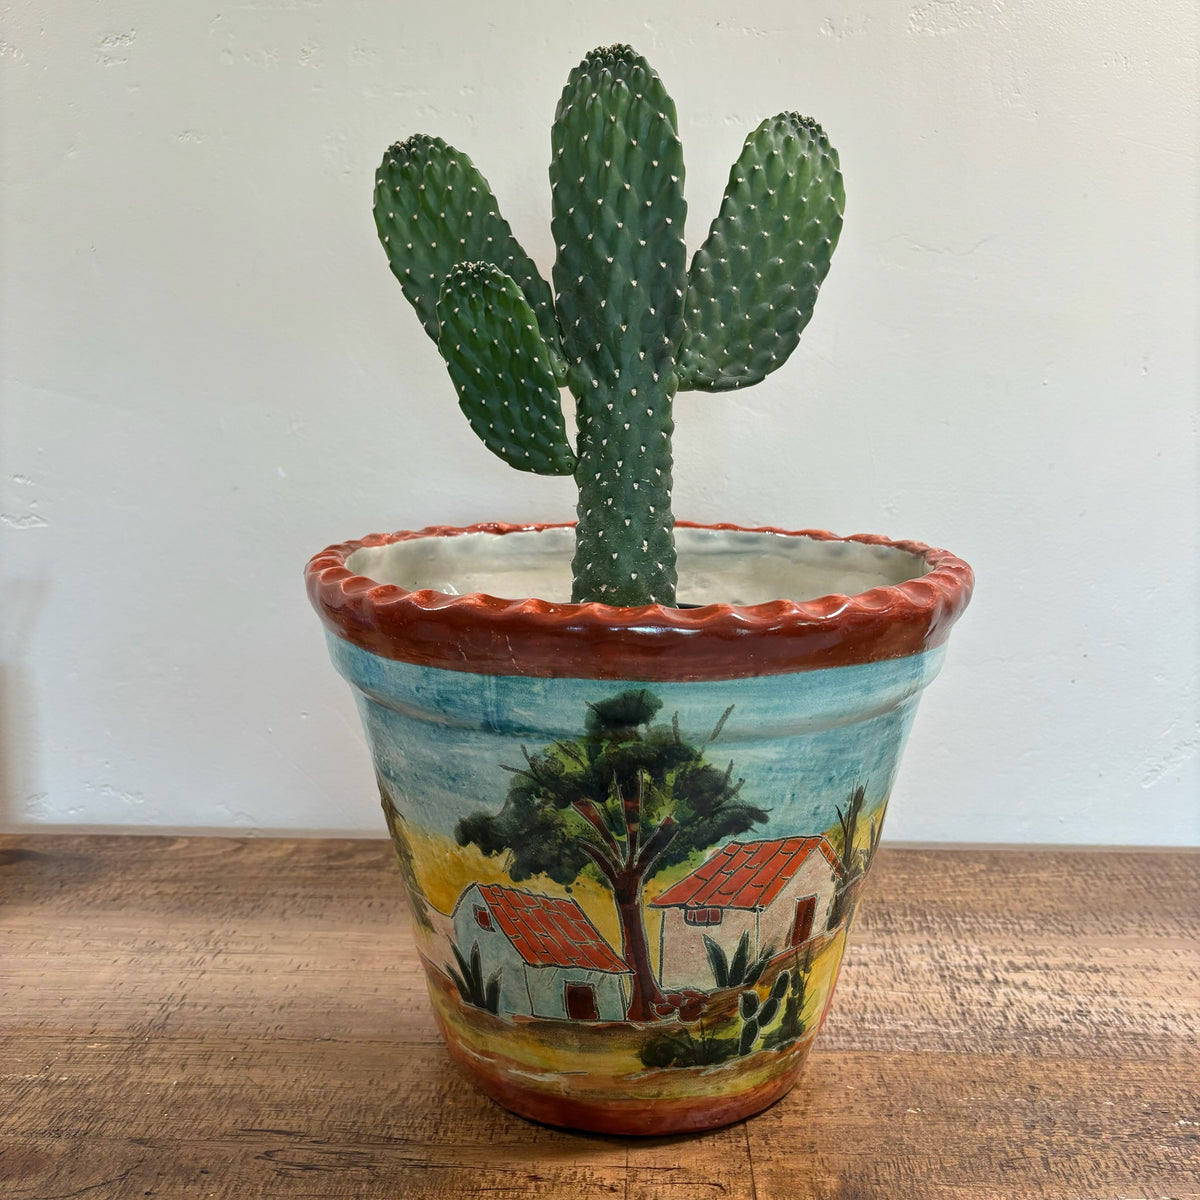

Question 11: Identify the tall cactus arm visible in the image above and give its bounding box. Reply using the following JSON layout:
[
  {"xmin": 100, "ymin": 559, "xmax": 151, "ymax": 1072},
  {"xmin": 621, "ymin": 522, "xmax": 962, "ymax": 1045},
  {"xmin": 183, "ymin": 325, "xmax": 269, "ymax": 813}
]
[
  {"xmin": 435, "ymin": 264, "xmax": 577, "ymax": 476},
  {"xmin": 550, "ymin": 44, "xmax": 688, "ymax": 606},
  {"xmin": 374, "ymin": 134, "xmax": 567, "ymax": 381},
  {"xmin": 677, "ymin": 114, "xmax": 844, "ymax": 392}
]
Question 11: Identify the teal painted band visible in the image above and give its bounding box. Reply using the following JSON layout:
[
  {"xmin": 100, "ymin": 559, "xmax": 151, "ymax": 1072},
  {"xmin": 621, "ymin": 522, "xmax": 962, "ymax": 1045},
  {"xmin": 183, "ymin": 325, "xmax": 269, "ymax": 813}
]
[{"xmin": 327, "ymin": 635, "xmax": 945, "ymax": 843}]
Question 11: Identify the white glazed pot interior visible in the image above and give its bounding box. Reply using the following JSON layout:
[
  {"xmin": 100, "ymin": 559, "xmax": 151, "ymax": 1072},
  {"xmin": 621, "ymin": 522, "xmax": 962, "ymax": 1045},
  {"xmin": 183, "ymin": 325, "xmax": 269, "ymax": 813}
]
[{"xmin": 347, "ymin": 525, "xmax": 930, "ymax": 606}]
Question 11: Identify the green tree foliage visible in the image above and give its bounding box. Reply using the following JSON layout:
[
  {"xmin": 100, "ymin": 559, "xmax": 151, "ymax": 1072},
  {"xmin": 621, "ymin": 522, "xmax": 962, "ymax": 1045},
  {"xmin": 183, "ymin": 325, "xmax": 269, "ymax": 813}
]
[{"xmin": 456, "ymin": 689, "xmax": 768, "ymax": 1020}]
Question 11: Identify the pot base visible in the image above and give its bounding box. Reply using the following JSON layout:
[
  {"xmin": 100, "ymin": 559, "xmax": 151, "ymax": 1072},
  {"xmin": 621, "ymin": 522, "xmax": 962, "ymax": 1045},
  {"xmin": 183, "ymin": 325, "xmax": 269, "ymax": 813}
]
[{"xmin": 439, "ymin": 1011, "xmax": 812, "ymax": 1136}]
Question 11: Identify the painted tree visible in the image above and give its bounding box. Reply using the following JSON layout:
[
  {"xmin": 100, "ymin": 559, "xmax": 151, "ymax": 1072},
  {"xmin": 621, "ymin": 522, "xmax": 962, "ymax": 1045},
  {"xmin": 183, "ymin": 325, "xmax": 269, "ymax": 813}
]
[
  {"xmin": 828, "ymin": 782, "xmax": 882, "ymax": 927},
  {"xmin": 831, "ymin": 782, "xmax": 867, "ymax": 868},
  {"xmin": 378, "ymin": 773, "xmax": 435, "ymax": 933},
  {"xmin": 455, "ymin": 689, "xmax": 768, "ymax": 1021}
]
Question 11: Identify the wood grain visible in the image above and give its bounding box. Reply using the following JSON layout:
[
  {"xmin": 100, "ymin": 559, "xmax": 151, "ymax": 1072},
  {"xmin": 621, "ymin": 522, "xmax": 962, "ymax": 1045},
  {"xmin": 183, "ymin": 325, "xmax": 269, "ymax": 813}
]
[{"xmin": 2, "ymin": 836, "xmax": 1197, "ymax": 1199}]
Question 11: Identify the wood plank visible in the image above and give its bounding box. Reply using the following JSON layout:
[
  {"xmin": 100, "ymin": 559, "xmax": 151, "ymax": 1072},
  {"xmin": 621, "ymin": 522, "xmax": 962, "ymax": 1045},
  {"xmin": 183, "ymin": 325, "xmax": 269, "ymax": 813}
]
[
  {"xmin": 826, "ymin": 846, "xmax": 1200, "ymax": 1058},
  {"xmin": 749, "ymin": 1052, "xmax": 1199, "ymax": 1200},
  {"xmin": 1, "ymin": 836, "xmax": 1197, "ymax": 1199}
]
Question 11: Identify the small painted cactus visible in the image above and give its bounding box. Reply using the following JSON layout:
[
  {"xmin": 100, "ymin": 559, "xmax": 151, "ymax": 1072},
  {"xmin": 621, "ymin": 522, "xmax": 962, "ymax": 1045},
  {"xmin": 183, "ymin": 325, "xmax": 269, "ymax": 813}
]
[
  {"xmin": 738, "ymin": 970, "xmax": 791, "ymax": 1055},
  {"xmin": 374, "ymin": 44, "xmax": 844, "ymax": 606}
]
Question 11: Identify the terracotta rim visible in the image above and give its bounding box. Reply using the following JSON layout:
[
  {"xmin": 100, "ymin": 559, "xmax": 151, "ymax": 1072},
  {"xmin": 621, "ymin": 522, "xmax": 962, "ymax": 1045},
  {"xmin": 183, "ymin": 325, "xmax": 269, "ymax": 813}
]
[{"xmin": 304, "ymin": 521, "xmax": 974, "ymax": 681}]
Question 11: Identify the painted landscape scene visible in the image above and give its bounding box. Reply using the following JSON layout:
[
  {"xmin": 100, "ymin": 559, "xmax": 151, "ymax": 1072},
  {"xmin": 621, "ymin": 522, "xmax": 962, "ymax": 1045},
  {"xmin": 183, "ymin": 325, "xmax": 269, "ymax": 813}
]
[{"xmin": 372, "ymin": 683, "xmax": 899, "ymax": 1124}]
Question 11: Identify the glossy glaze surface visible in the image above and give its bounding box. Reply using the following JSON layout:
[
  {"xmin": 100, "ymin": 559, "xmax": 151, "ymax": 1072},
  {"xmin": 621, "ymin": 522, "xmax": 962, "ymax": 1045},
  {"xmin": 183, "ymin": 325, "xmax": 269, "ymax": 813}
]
[
  {"xmin": 330, "ymin": 641, "xmax": 943, "ymax": 1133},
  {"xmin": 306, "ymin": 520, "xmax": 973, "ymax": 1133},
  {"xmin": 306, "ymin": 522, "xmax": 973, "ymax": 681}
]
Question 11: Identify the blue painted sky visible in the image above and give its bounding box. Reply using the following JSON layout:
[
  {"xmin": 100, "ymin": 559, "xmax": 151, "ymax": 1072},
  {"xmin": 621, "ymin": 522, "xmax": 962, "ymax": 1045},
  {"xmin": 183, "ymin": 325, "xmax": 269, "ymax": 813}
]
[{"xmin": 329, "ymin": 637, "xmax": 947, "ymax": 846}]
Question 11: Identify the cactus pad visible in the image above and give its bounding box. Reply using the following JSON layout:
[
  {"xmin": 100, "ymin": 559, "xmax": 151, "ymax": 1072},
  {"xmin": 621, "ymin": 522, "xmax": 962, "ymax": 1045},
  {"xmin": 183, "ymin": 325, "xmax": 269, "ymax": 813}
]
[
  {"xmin": 678, "ymin": 113, "xmax": 844, "ymax": 391},
  {"xmin": 374, "ymin": 135, "xmax": 565, "ymax": 379},
  {"xmin": 436, "ymin": 264, "xmax": 576, "ymax": 476},
  {"xmin": 550, "ymin": 45, "xmax": 687, "ymax": 605},
  {"xmin": 550, "ymin": 45, "xmax": 688, "ymax": 389}
]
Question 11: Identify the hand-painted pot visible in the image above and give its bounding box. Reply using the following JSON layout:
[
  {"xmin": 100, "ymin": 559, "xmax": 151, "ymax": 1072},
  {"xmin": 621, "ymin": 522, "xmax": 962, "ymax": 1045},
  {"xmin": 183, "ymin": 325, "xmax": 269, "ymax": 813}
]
[{"xmin": 305, "ymin": 521, "xmax": 972, "ymax": 1135}]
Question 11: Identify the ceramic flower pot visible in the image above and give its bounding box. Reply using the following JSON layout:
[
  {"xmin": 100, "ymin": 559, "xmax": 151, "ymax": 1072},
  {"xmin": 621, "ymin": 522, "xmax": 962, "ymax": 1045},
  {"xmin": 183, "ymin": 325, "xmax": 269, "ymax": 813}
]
[{"xmin": 305, "ymin": 521, "xmax": 972, "ymax": 1135}]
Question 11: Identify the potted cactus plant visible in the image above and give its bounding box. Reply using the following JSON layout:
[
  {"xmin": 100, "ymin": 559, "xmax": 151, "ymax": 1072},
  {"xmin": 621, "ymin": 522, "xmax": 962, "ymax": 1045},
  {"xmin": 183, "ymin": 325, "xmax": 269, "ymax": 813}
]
[{"xmin": 306, "ymin": 44, "xmax": 972, "ymax": 1135}]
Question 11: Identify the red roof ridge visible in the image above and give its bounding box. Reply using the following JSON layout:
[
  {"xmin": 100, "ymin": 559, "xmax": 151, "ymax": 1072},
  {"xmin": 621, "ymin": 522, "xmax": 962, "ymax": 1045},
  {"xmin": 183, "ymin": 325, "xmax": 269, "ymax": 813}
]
[
  {"xmin": 650, "ymin": 835, "xmax": 842, "ymax": 911},
  {"xmin": 469, "ymin": 882, "xmax": 629, "ymax": 974}
]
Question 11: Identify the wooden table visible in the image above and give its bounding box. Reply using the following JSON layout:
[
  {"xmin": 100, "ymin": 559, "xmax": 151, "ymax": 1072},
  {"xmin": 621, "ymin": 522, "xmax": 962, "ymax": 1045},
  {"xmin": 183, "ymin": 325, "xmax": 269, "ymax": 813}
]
[{"xmin": 2, "ymin": 836, "xmax": 1197, "ymax": 1199}]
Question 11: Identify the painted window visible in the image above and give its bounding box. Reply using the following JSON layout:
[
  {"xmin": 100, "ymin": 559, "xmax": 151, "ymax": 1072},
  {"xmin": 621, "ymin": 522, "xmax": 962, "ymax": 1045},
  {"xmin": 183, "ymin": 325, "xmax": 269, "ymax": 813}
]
[
  {"xmin": 684, "ymin": 907, "xmax": 724, "ymax": 926},
  {"xmin": 473, "ymin": 904, "xmax": 493, "ymax": 930}
]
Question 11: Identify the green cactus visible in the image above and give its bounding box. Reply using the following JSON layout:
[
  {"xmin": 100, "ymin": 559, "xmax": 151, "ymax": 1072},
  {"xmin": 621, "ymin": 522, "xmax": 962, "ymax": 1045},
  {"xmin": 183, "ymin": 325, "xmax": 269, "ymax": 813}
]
[
  {"xmin": 678, "ymin": 113, "xmax": 844, "ymax": 392},
  {"xmin": 435, "ymin": 264, "xmax": 576, "ymax": 475},
  {"xmin": 738, "ymin": 969, "xmax": 791, "ymax": 1055},
  {"xmin": 373, "ymin": 45, "xmax": 843, "ymax": 606},
  {"xmin": 374, "ymin": 134, "xmax": 566, "ymax": 372}
]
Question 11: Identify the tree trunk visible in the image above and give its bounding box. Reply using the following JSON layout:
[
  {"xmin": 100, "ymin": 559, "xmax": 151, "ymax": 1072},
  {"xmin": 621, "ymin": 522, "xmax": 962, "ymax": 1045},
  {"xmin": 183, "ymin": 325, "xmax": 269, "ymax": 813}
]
[{"xmin": 613, "ymin": 870, "xmax": 667, "ymax": 1021}]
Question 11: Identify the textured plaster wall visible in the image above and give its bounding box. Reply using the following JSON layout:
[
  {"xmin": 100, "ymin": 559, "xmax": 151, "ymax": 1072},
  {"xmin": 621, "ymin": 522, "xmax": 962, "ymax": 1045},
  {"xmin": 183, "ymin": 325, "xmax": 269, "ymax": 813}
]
[{"xmin": 1, "ymin": 1, "xmax": 1197, "ymax": 843}]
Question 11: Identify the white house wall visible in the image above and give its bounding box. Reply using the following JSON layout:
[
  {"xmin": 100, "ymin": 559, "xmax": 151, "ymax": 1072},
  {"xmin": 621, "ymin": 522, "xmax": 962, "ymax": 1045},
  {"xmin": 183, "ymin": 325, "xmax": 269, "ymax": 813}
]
[
  {"xmin": 756, "ymin": 856, "xmax": 839, "ymax": 952},
  {"xmin": 525, "ymin": 966, "xmax": 628, "ymax": 1023},
  {"xmin": 658, "ymin": 852, "xmax": 840, "ymax": 990},
  {"xmin": 659, "ymin": 907, "xmax": 758, "ymax": 992},
  {"xmin": 451, "ymin": 885, "xmax": 533, "ymax": 1017}
]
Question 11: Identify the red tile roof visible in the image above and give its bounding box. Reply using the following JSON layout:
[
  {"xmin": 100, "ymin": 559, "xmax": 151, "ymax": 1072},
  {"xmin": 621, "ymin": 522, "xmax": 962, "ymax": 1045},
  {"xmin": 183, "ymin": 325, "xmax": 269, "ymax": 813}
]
[
  {"xmin": 650, "ymin": 836, "xmax": 842, "ymax": 912},
  {"xmin": 476, "ymin": 884, "xmax": 629, "ymax": 974}
]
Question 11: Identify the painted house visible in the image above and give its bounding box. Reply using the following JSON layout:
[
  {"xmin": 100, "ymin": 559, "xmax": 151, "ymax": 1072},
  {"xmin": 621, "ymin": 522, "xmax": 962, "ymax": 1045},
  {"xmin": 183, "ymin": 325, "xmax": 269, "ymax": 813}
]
[
  {"xmin": 450, "ymin": 882, "xmax": 631, "ymax": 1021},
  {"xmin": 650, "ymin": 836, "xmax": 842, "ymax": 991}
]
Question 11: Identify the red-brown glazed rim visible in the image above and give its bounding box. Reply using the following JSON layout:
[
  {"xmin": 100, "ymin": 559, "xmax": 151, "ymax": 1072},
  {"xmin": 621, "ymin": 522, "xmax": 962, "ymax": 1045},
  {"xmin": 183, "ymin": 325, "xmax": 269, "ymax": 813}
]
[{"xmin": 305, "ymin": 521, "xmax": 974, "ymax": 682}]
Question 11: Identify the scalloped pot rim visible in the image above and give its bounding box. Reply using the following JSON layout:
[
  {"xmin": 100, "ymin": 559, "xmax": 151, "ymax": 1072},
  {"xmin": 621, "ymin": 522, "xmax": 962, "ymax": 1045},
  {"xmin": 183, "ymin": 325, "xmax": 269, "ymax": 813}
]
[{"xmin": 304, "ymin": 521, "xmax": 974, "ymax": 681}]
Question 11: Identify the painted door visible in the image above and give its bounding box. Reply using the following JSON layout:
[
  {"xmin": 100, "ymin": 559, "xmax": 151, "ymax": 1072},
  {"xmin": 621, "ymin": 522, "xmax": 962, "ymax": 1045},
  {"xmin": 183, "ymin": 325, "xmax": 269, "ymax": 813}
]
[
  {"xmin": 565, "ymin": 981, "xmax": 599, "ymax": 1021},
  {"xmin": 790, "ymin": 895, "xmax": 817, "ymax": 947}
]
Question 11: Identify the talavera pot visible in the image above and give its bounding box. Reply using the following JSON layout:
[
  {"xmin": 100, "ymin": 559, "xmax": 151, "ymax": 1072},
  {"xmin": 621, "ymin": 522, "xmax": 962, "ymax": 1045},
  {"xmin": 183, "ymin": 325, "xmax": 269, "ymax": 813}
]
[{"xmin": 305, "ymin": 521, "xmax": 972, "ymax": 1135}]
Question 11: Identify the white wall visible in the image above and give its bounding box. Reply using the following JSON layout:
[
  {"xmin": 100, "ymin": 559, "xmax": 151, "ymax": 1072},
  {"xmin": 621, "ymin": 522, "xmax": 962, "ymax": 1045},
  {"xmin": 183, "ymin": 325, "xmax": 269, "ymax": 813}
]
[{"xmin": 2, "ymin": 0, "xmax": 1196, "ymax": 844}]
